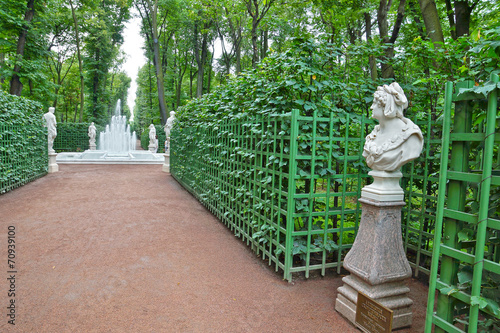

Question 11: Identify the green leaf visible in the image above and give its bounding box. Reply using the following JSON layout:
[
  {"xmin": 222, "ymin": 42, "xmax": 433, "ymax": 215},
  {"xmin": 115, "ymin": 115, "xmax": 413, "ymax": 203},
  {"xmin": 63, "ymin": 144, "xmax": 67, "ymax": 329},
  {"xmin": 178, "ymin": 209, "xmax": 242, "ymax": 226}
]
[
  {"xmin": 439, "ymin": 286, "xmax": 459, "ymax": 296},
  {"xmin": 470, "ymin": 296, "xmax": 489, "ymax": 309},
  {"xmin": 457, "ymin": 266, "xmax": 473, "ymax": 285},
  {"xmin": 458, "ymin": 228, "xmax": 475, "ymax": 242}
]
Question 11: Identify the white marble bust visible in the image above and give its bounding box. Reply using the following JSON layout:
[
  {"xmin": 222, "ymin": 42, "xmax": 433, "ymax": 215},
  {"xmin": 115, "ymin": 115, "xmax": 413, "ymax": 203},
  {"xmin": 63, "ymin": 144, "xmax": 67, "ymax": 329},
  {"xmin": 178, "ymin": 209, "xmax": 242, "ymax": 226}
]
[{"xmin": 362, "ymin": 83, "xmax": 423, "ymax": 172}]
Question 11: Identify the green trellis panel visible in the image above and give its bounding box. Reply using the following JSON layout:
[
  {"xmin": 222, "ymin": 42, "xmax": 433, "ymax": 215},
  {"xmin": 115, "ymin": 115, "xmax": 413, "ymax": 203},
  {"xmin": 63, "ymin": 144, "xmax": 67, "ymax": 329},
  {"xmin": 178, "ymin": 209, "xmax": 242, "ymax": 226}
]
[
  {"xmin": 171, "ymin": 110, "xmax": 373, "ymax": 281},
  {"xmin": 401, "ymin": 113, "xmax": 443, "ymax": 278},
  {"xmin": 425, "ymin": 74, "xmax": 500, "ymax": 333},
  {"xmin": 171, "ymin": 105, "xmax": 442, "ymax": 281},
  {"xmin": 53, "ymin": 123, "xmax": 105, "ymax": 153},
  {"xmin": 0, "ymin": 123, "xmax": 48, "ymax": 194}
]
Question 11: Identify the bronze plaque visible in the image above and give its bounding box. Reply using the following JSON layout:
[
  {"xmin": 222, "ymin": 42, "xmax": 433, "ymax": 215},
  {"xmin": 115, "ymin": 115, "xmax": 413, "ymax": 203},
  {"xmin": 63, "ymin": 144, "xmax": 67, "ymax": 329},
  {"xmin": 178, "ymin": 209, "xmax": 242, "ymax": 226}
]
[{"xmin": 355, "ymin": 292, "xmax": 393, "ymax": 333}]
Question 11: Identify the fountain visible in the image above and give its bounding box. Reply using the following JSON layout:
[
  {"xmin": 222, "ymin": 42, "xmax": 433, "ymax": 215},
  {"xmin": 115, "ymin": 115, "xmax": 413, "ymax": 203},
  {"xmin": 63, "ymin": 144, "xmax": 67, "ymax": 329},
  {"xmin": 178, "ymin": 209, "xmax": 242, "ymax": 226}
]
[
  {"xmin": 98, "ymin": 100, "xmax": 137, "ymax": 155},
  {"xmin": 56, "ymin": 100, "xmax": 163, "ymax": 164}
]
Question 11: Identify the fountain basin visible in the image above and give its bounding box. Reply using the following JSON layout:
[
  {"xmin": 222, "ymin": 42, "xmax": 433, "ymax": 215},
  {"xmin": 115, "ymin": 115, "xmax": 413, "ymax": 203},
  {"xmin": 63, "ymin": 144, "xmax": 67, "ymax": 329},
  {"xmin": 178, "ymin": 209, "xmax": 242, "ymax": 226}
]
[{"xmin": 56, "ymin": 150, "xmax": 164, "ymax": 164}]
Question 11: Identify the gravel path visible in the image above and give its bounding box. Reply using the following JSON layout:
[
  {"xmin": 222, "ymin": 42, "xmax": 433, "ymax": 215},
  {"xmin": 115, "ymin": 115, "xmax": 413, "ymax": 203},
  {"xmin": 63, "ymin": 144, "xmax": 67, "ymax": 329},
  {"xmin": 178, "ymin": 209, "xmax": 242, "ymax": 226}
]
[{"xmin": 0, "ymin": 165, "xmax": 428, "ymax": 332}]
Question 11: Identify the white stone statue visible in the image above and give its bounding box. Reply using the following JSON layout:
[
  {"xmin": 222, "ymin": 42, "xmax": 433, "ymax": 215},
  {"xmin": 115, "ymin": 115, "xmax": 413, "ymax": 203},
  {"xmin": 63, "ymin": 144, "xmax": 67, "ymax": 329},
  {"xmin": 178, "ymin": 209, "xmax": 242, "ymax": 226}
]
[
  {"xmin": 362, "ymin": 82, "xmax": 423, "ymax": 172},
  {"xmin": 164, "ymin": 111, "xmax": 176, "ymax": 138},
  {"xmin": 43, "ymin": 107, "xmax": 57, "ymax": 153},
  {"xmin": 148, "ymin": 124, "xmax": 158, "ymax": 153},
  {"xmin": 88, "ymin": 122, "xmax": 97, "ymax": 145}
]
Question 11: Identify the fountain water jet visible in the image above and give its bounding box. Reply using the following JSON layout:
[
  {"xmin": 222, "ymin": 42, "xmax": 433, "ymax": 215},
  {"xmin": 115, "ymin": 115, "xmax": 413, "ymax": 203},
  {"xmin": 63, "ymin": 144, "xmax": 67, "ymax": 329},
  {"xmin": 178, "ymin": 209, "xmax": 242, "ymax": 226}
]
[{"xmin": 98, "ymin": 100, "xmax": 137, "ymax": 155}]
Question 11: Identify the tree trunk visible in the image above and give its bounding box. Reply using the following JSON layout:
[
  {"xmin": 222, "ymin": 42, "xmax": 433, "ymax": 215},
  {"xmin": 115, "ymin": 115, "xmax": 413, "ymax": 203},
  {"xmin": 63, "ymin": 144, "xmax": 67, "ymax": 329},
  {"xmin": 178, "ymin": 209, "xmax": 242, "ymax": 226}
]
[
  {"xmin": 377, "ymin": 0, "xmax": 406, "ymax": 79},
  {"xmin": 235, "ymin": 27, "xmax": 242, "ymax": 73},
  {"xmin": 454, "ymin": 1, "xmax": 471, "ymax": 38},
  {"xmin": 261, "ymin": 29, "xmax": 268, "ymax": 60},
  {"xmin": 377, "ymin": 0, "xmax": 393, "ymax": 78},
  {"xmin": 250, "ymin": 20, "xmax": 259, "ymax": 67},
  {"xmin": 69, "ymin": 0, "xmax": 85, "ymax": 122},
  {"xmin": 444, "ymin": 0, "xmax": 456, "ymax": 40},
  {"xmin": 194, "ymin": 22, "xmax": 209, "ymax": 98},
  {"xmin": 92, "ymin": 48, "xmax": 100, "ymax": 119},
  {"xmin": 246, "ymin": 0, "xmax": 274, "ymax": 69},
  {"xmin": 9, "ymin": 0, "xmax": 35, "ymax": 96},
  {"xmin": 148, "ymin": 0, "xmax": 167, "ymax": 124},
  {"xmin": 364, "ymin": 12, "xmax": 378, "ymax": 81},
  {"xmin": 417, "ymin": 0, "xmax": 445, "ymax": 46}
]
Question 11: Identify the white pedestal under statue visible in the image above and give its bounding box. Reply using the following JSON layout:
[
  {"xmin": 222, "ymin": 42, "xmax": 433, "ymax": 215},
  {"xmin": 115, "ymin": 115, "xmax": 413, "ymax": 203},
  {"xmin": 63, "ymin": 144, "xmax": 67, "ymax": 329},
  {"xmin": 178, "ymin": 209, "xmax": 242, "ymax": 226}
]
[
  {"xmin": 335, "ymin": 82, "xmax": 423, "ymax": 330},
  {"xmin": 162, "ymin": 152, "xmax": 170, "ymax": 173},
  {"xmin": 48, "ymin": 152, "xmax": 59, "ymax": 173}
]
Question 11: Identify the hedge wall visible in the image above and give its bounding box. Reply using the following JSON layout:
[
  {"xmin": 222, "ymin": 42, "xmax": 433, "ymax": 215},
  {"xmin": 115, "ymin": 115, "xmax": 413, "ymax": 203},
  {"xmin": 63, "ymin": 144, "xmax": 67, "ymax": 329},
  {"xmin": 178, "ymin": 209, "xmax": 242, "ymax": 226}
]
[
  {"xmin": 53, "ymin": 123, "xmax": 105, "ymax": 152},
  {"xmin": 0, "ymin": 91, "xmax": 48, "ymax": 194}
]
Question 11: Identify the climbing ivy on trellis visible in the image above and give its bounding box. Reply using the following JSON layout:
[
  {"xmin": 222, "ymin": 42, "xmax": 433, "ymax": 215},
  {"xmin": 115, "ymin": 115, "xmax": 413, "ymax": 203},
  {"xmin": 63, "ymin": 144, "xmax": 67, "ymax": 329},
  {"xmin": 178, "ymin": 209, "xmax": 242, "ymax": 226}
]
[
  {"xmin": 0, "ymin": 91, "xmax": 47, "ymax": 194},
  {"xmin": 53, "ymin": 123, "xmax": 104, "ymax": 152},
  {"xmin": 171, "ymin": 38, "xmax": 442, "ymax": 280}
]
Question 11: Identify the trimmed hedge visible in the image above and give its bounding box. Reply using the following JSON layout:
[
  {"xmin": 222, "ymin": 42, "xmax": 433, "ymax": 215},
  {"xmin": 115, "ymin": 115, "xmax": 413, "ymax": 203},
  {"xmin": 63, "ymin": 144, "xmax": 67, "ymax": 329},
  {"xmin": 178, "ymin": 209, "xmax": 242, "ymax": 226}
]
[
  {"xmin": 0, "ymin": 91, "xmax": 48, "ymax": 194},
  {"xmin": 54, "ymin": 123, "xmax": 105, "ymax": 152}
]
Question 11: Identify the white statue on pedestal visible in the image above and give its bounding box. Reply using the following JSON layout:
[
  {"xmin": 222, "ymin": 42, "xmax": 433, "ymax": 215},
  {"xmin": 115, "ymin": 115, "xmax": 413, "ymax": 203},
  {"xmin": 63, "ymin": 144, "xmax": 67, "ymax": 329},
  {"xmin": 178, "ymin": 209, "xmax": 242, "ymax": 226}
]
[
  {"xmin": 88, "ymin": 122, "xmax": 97, "ymax": 148},
  {"xmin": 43, "ymin": 107, "xmax": 57, "ymax": 153},
  {"xmin": 148, "ymin": 124, "xmax": 158, "ymax": 153},
  {"xmin": 335, "ymin": 82, "xmax": 423, "ymax": 329},
  {"xmin": 363, "ymin": 82, "xmax": 423, "ymax": 172},
  {"xmin": 163, "ymin": 111, "xmax": 176, "ymax": 154}
]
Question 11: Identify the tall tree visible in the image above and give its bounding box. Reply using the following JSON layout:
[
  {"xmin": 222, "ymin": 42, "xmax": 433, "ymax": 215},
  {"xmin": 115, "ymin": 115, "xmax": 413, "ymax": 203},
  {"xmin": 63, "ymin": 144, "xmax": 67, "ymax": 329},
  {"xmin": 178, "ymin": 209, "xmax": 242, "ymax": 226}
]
[
  {"xmin": 377, "ymin": 0, "xmax": 407, "ymax": 78},
  {"xmin": 417, "ymin": 0, "xmax": 445, "ymax": 46},
  {"xmin": 9, "ymin": 0, "xmax": 36, "ymax": 96},
  {"xmin": 245, "ymin": 0, "xmax": 275, "ymax": 68},
  {"xmin": 68, "ymin": 0, "xmax": 85, "ymax": 122},
  {"xmin": 216, "ymin": 0, "xmax": 246, "ymax": 74},
  {"xmin": 136, "ymin": 0, "xmax": 179, "ymax": 124},
  {"xmin": 445, "ymin": 0, "xmax": 480, "ymax": 39}
]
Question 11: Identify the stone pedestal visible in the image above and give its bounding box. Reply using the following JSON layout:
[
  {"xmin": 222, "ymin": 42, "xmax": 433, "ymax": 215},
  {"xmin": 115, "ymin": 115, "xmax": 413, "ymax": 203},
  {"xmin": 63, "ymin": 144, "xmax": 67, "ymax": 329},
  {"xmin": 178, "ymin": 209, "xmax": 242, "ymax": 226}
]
[
  {"xmin": 48, "ymin": 152, "xmax": 59, "ymax": 173},
  {"xmin": 162, "ymin": 153, "xmax": 170, "ymax": 173},
  {"xmin": 148, "ymin": 143, "xmax": 156, "ymax": 153},
  {"xmin": 89, "ymin": 143, "xmax": 96, "ymax": 150},
  {"xmin": 335, "ymin": 174, "xmax": 413, "ymax": 330}
]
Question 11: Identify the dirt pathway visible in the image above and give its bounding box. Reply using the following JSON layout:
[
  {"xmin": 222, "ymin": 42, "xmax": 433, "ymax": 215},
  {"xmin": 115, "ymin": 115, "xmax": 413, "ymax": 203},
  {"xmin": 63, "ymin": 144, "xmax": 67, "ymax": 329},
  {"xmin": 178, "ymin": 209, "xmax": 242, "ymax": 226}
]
[{"xmin": 0, "ymin": 165, "xmax": 428, "ymax": 332}]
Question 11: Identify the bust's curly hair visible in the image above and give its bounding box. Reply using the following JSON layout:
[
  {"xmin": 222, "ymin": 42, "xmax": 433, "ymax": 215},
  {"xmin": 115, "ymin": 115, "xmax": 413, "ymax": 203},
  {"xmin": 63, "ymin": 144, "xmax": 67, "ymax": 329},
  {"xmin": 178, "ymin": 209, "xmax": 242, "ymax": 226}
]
[{"xmin": 373, "ymin": 82, "xmax": 408, "ymax": 120}]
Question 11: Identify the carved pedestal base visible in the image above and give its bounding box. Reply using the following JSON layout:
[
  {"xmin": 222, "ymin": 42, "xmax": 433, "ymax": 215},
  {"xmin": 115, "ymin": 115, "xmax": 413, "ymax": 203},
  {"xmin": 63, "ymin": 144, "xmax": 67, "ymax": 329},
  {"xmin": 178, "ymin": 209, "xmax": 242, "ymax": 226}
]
[
  {"xmin": 148, "ymin": 143, "xmax": 156, "ymax": 153},
  {"xmin": 89, "ymin": 143, "xmax": 96, "ymax": 150},
  {"xmin": 335, "ymin": 196, "xmax": 412, "ymax": 330},
  {"xmin": 336, "ymin": 275, "xmax": 412, "ymax": 330},
  {"xmin": 162, "ymin": 153, "xmax": 170, "ymax": 173},
  {"xmin": 48, "ymin": 152, "xmax": 59, "ymax": 173}
]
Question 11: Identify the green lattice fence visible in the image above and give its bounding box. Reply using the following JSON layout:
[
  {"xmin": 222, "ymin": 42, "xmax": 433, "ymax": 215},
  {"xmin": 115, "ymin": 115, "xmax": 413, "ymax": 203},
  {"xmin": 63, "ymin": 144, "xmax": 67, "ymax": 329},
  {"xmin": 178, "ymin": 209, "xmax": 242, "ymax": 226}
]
[
  {"xmin": 172, "ymin": 109, "xmax": 374, "ymax": 280},
  {"xmin": 401, "ymin": 113, "xmax": 443, "ymax": 278},
  {"xmin": 53, "ymin": 123, "xmax": 104, "ymax": 152},
  {"xmin": 0, "ymin": 92, "xmax": 48, "ymax": 194},
  {"xmin": 0, "ymin": 123, "xmax": 48, "ymax": 194},
  {"xmin": 426, "ymin": 75, "xmax": 500, "ymax": 332}
]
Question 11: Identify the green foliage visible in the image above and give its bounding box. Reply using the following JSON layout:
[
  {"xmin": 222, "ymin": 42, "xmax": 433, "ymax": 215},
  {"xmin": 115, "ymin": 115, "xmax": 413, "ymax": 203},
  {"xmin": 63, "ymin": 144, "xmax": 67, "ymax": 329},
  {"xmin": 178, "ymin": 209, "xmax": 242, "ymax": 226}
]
[
  {"xmin": 53, "ymin": 123, "xmax": 104, "ymax": 152},
  {"xmin": 0, "ymin": 91, "xmax": 47, "ymax": 194},
  {"xmin": 171, "ymin": 39, "xmax": 376, "ymax": 279}
]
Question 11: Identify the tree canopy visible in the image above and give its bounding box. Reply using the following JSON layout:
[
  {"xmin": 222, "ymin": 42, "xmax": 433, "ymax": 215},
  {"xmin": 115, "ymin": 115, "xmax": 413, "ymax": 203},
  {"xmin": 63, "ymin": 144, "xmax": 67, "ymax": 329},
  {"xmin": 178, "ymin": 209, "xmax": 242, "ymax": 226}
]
[{"xmin": 0, "ymin": 0, "xmax": 498, "ymax": 128}]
